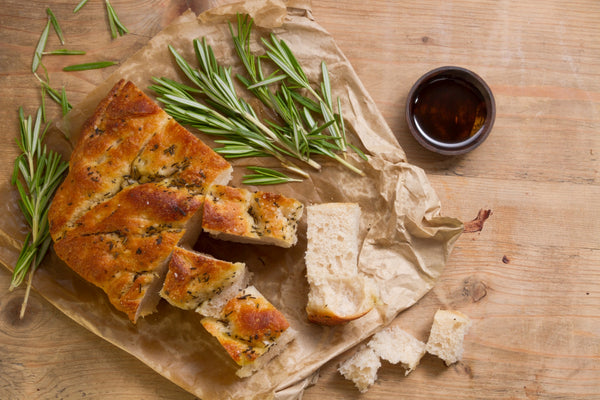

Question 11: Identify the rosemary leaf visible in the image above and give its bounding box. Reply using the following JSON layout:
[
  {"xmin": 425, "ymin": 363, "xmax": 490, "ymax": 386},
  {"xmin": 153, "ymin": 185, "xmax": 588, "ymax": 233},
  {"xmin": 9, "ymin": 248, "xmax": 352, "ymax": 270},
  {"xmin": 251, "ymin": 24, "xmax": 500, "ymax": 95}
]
[
  {"xmin": 40, "ymin": 84, "xmax": 47, "ymax": 122},
  {"xmin": 246, "ymin": 74, "xmax": 287, "ymax": 90},
  {"xmin": 10, "ymin": 108, "xmax": 69, "ymax": 317},
  {"xmin": 73, "ymin": 0, "xmax": 90, "ymax": 13},
  {"xmin": 43, "ymin": 49, "xmax": 86, "ymax": 55},
  {"xmin": 348, "ymin": 143, "xmax": 369, "ymax": 161},
  {"xmin": 46, "ymin": 7, "xmax": 65, "ymax": 45},
  {"xmin": 242, "ymin": 167, "xmax": 302, "ymax": 185},
  {"xmin": 60, "ymin": 87, "xmax": 70, "ymax": 116},
  {"xmin": 63, "ymin": 61, "xmax": 117, "ymax": 71},
  {"xmin": 32, "ymin": 20, "xmax": 51, "ymax": 73}
]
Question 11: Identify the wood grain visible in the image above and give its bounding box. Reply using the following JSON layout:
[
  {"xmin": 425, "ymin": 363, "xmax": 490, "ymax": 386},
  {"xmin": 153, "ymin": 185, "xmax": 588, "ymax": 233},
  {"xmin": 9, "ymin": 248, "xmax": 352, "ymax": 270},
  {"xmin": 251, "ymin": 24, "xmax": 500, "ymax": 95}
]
[{"xmin": 0, "ymin": 0, "xmax": 598, "ymax": 399}]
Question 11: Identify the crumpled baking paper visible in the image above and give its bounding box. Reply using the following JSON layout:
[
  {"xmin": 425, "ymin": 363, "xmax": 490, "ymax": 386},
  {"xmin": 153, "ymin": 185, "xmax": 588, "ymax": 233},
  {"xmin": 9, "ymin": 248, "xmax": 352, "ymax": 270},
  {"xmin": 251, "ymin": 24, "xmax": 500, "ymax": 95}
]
[{"xmin": 0, "ymin": 1, "xmax": 463, "ymax": 399}]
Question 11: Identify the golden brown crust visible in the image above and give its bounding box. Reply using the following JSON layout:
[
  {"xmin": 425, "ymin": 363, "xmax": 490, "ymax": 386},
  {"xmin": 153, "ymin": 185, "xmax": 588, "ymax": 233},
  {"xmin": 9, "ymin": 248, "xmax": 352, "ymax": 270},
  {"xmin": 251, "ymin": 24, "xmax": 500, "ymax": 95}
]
[
  {"xmin": 201, "ymin": 185, "xmax": 303, "ymax": 247},
  {"xmin": 132, "ymin": 119, "xmax": 232, "ymax": 194},
  {"xmin": 202, "ymin": 185, "xmax": 252, "ymax": 237},
  {"xmin": 200, "ymin": 286, "xmax": 290, "ymax": 367},
  {"xmin": 52, "ymin": 182, "xmax": 202, "ymax": 321},
  {"xmin": 160, "ymin": 247, "xmax": 245, "ymax": 310},
  {"xmin": 49, "ymin": 80, "xmax": 167, "ymax": 240},
  {"xmin": 306, "ymin": 307, "xmax": 372, "ymax": 326},
  {"xmin": 48, "ymin": 80, "xmax": 232, "ymax": 322}
]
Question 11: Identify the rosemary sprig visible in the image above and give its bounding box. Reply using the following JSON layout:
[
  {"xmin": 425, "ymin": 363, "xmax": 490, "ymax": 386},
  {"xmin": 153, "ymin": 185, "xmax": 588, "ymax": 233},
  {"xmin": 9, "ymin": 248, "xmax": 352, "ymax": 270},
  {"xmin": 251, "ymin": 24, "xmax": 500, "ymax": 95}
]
[
  {"xmin": 262, "ymin": 34, "xmax": 349, "ymax": 153},
  {"xmin": 63, "ymin": 61, "xmax": 117, "ymax": 71},
  {"xmin": 230, "ymin": 14, "xmax": 366, "ymax": 174},
  {"xmin": 151, "ymin": 42, "xmax": 326, "ymax": 178},
  {"xmin": 46, "ymin": 7, "xmax": 65, "ymax": 45},
  {"xmin": 105, "ymin": 0, "xmax": 128, "ymax": 39},
  {"xmin": 150, "ymin": 77, "xmax": 309, "ymax": 179},
  {"xmin": 11, "ymin": 107, "xmax": 69, "ymax": 318}
]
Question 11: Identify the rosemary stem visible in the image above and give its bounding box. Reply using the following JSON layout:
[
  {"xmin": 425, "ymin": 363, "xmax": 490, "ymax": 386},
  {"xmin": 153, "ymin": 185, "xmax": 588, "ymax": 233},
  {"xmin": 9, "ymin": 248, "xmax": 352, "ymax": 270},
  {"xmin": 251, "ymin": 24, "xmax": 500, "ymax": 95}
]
[
  {"xmin": 271, "ymin": 152, "xmax": 310, "ymax": 178},
  {"xmin": 19, "ymin": 262, "xmax": 37, "ymax": 319},
  {"xmin": 330, "ymin": 153, "xmax": 365, "ymax": 176}
]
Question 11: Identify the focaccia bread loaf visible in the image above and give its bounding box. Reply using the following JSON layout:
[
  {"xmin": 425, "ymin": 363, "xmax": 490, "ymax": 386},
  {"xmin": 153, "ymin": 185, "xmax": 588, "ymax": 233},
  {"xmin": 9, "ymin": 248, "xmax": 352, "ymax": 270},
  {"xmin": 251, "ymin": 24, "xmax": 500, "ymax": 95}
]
[
  {"xmin": 202, "ymin": 184, "xmax": 304, "ymax": 248},
  {"xmin": 200, "ymin": 285, "xmax": 295, "ymax": 378},
  {"xmin": 48, "ymin": 80, "xmax": 233, "ymax": 322},
  {"xmin": 160, "ymin": 246, "xmax": 248, "ymax": 310},
  {"xmin": 304, "ymin": 203, "xmax": 378, "ymax": 325}
]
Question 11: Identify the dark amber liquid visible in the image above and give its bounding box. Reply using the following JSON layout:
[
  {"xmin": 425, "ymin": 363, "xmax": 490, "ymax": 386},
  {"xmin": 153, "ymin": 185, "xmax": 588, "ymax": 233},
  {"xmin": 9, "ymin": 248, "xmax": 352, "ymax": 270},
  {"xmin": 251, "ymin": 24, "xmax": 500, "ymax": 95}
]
[{"xmin": 411, "ymin": 77, "xmax": 486, "ymax": 146}]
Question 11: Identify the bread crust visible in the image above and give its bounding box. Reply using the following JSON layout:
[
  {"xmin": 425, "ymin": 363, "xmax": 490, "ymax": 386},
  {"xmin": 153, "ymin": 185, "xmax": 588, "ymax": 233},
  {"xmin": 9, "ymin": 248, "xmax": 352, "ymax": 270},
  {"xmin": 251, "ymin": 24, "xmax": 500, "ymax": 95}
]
[
  {"xmin": 200, "ymin": 286, "xmax": 291, "ymax": 368},
  {"xmin": 202, "ymin": 185, "xmax": 303, "ymax": 247},
  {"xmin": 160, "ymin": 247, "xmax": 245, "ymax": 310}
]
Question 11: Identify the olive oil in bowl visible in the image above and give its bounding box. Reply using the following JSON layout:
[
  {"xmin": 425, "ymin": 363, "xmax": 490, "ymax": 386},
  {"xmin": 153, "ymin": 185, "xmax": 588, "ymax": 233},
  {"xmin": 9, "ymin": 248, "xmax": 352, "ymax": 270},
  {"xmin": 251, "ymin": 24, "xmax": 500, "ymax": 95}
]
[{"xmin": 406, "ymin": 66, "xmax": 495, "ymax": 155}]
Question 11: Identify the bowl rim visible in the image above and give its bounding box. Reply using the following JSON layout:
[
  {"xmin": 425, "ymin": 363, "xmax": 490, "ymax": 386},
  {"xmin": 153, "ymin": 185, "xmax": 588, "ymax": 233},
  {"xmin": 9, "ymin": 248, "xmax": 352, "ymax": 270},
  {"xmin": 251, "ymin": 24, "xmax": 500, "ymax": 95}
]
[{"xmin": 405, "ymin": 65, "xmax": 496, "ymax": 156}]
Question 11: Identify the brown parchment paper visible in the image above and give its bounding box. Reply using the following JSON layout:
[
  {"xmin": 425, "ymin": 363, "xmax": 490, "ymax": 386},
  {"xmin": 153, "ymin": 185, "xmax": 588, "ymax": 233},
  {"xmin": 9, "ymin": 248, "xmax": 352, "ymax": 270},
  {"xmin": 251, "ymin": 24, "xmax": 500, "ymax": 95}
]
[{"xmin": 0, "ymin": 2, "xmax": 463, "ymax": 399}]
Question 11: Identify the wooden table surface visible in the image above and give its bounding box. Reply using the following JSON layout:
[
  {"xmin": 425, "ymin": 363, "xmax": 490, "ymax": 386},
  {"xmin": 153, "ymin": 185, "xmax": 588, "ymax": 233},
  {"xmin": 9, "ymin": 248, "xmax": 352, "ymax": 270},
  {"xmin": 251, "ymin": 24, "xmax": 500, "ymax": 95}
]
[{"xmin": 1, "ymin": 1, "xmax": 598, "ymax": 399}]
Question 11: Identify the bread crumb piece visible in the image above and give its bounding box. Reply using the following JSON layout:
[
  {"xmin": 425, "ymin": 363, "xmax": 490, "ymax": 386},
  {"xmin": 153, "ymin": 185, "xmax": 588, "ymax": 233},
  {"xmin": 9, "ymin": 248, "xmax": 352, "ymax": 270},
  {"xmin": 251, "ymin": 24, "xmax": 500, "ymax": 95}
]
[
  {"xmin": 368, "ymin": 325, "xmax": 426, "ymax": 375},
  {"xmin": 426, "ymin": 309, "xmax": 472, "ymax": 366},
  {"xmin": 338, "ymin": 346, "xmax": 381, "ymax": 393}
]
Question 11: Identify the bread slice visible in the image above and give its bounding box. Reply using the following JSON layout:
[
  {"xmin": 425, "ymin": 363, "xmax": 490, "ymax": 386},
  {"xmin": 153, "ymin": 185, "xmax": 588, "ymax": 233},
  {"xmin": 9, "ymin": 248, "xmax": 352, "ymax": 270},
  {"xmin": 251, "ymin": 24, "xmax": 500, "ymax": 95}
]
[
  {"xmin": 367, "ymin": 325, "xmax": 426, "ymax": 375},
  {"xmin": 304, "ymin": 203, "xmax": 378, "ymax": 325},
  {"xmin": 48, "ymin": 80, "xmax": 233, "ymax": 322},
  {"xmin": 338, "ymin": 345, "xmax": 381, "ymax": 393},
  {"xmin": 159, "ymin": 247, "xmax": 248, "ymax": 310},
  {"xmin": 201, "ymin": 185, "xmax": 304, "ymax": 248},
  {"xmin": 200, "ymin": 286, "xmax": 295, "ymax": 378},
  {"xmin": 426, "ymin": 309, "xmax": 472, "ymax": 366}
]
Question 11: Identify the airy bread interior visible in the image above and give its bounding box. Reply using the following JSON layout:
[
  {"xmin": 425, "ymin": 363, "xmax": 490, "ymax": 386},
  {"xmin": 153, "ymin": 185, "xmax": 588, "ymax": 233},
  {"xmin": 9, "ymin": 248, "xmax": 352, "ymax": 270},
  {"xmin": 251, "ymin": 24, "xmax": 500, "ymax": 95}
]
[
  {"xmin": 338, "ymin": 345, "xmax": 381, "ymax": 393},
  {"xmin": 305, "ymin": 203, "xmax": 378, "ymax": 325},
  {"xmin": 367, "ymin": 325, "xmax": 426, "ymax": 375},
  {"xmin": 426, "ymin": 309, "xmax": 472, "ymax": 366}
]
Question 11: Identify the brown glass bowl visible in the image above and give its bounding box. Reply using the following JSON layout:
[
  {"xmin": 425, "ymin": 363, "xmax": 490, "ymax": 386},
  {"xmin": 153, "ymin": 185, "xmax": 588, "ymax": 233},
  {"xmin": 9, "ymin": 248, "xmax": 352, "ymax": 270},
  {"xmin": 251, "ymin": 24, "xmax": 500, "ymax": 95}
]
[{"xmin": 405, "ymin": 66, "xmax": 496, "ymax": 156}]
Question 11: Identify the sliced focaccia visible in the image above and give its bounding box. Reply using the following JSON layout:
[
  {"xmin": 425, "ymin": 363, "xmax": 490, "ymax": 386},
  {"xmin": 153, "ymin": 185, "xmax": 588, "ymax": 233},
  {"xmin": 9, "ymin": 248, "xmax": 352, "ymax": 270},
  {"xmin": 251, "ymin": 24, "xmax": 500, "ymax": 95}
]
[
  {"xmin": 200, "ymin": 285, "xmax": 295, "ymax": 378},
  {"xmin": 48, "ymin": 80, "xmax": 233, "ymax": 322},
  {"xmin": 160, "ymin": 246, "xmax": 248, "ymax": 310},
  {"xmin": 201, "ymin": 185, "xmax": 304, "ymax": 248},
  {"xmin": 53, "ymin": 182, "xmax": 205, "ymax": 322}
]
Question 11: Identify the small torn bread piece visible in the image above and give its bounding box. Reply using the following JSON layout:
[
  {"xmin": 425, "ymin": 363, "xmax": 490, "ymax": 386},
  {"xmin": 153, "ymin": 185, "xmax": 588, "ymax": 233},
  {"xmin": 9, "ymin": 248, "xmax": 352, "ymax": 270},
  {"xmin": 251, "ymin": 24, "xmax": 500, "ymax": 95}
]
[
  {"xmin": 367, "ymin": 325, "xmax": 426, "ymax": 375},
  {"xmin": 201, "ymin": 185, "xmax": 304, "ymax": 248},
  {"xmin": 159, "ymin": 247, "xmax": 247, "ymax": 310},
  {"xmin": 426, "ymin": 309, "xmax": 472, "ymax": 366},
  {"xmin": 200, "ymin": 286, "xmax": 295, "ymax": 378},
  {"xmin": 338, "ymin": 345, "xmax": 381, "ymax": 393},
  {"xmin": 304, "ymin": 203, "xmax": 378, "ymax": 325}
]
